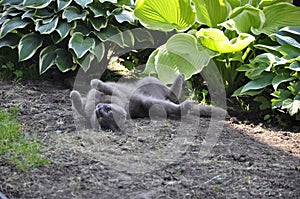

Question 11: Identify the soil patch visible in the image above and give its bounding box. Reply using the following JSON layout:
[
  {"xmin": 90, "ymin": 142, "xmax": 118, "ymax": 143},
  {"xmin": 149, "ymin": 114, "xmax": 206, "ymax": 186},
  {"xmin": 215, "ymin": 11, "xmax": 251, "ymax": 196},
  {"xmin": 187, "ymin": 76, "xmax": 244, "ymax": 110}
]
[{"xmin": 0, "ymin": 81, "xmax": 299, "ymax": 198}]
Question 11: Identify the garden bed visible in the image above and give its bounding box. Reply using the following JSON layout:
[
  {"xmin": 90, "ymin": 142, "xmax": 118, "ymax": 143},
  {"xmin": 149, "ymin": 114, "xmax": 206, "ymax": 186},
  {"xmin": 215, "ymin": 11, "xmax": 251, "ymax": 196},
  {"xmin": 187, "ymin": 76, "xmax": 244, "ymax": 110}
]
[{"xmin": 0, "ymin": 80, "xmax": 299, "ymax": 198}]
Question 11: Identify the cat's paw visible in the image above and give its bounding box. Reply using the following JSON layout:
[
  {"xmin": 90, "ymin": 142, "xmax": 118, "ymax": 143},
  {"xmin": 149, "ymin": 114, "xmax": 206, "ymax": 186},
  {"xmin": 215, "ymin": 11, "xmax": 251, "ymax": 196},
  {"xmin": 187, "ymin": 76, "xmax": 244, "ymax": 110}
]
[{"xmin": 90, "ymin": 79, "xmax": 103, "ymax": 89}]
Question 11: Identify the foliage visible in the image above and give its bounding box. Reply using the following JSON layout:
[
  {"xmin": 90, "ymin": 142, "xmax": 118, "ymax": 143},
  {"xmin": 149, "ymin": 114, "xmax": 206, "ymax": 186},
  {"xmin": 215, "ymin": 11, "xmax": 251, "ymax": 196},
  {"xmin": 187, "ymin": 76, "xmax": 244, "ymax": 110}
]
[
  {"xmin": 233, "ymin": 27, "xmax": 300, "ymax": 118},
  {"xmin": 136, "ymin": 0, "xmax": 300, "ymax": 89},
  {"xmin": 0, "ymin": 108, "xmax": 49, "ymax": 170},
  {"xmin": 0, "ymin": 0, "xmax": 138, "ymax": 75}
]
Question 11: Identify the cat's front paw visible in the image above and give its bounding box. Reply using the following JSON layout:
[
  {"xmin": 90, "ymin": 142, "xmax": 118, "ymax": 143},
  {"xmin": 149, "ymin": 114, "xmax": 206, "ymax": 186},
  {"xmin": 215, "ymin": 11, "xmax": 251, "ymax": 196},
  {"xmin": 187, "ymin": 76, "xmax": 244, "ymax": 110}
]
[{"xmin": 90, "ymin": 79, "xmax": 103, "ymax": 90}]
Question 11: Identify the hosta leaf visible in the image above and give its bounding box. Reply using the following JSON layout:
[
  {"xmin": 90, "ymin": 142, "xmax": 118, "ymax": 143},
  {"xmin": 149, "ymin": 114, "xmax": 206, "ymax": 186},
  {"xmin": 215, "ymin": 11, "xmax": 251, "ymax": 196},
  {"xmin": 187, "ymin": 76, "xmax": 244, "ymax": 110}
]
[
  {"xmin": 55, "ymin": 49, "xmax": 75, "ymax": 72},
  {"xmin": 279, "ymin": 26, "xmax": 300, "ymax": 36},
  {"xmin": 54, "ymin": 21, "xmax": 71, "ymax": 44},
  {"xmin": 144, "ymin": 33, "xmax": 214, "ymax": 84},
  {"xmin": 274, "ymin": 34, "xmax": 300, "ymax": 49},
  {"xmin": 94, "ymin": 25, "xmax": 124, "ymax": 47},
  {"xmin": 39, "ymin": 46, "xmax": 57, "ymax": 74},
  {"xmin": 134, "ymin": 0, "xmax": 196, "ymax": 31},
  {"xmin": 18, "ymin": 33, "xmax": 43, "ymax": 61},
  {"xmin": 90, "ymin": 40, "xmax": 105, "ymax": 62},
  {"xmin": 0, "ymin": 18, "xmax": 29, "ymax": 38},
  {"xmin": 272, "ymin": 73, "xmax": 295, "ymax": 90},
  {"xmin": 0, "ymin": 0, "xmax": 23, "ymax": 5},
  {"xmin": 196, "ymin": 28, "xmax": 255, "ymax": 53},
  {"xmin": 62, "ymin": 6, "xmax": 86, "ymax": 23},
  {"xmin": 74, "ymin": 0, "xmax": 93, "ymax": 8},
  {"xmin": 35, "ymin": 16, "xmax": 59, "ymax": 34},
  {"xmin": 76, "ymin": 53, "xmax": 95, "ymax": 71},
  {"xmin": 87, "ymin": 4, "xmax": 106, "ymax": 17},
  {"xmin": 282, "ymin": 99, "xmax": 300, "ymax": 116},
  {"xmin": 69, "ymin": 32, "xmax": 95, "ymax": 58},
  {"xmin": 100, "ymin": 0, "xmax": 117, "ymax": 3},
  {"xmin": 240, "ymin": 73, "xmax": 275, "ymax": 93},
  {"xmin": 33, "ymin": 8, "xmax": 55, "ymax": 19},
  {"xmin": 288, "ymin": 61, "xmax": 300, "ymax": 71},
  {"xmin": 253, "ymin": 3, "xmax": 300, "ymax": 35},
  {"xmin": 220, "ymin": 5, "xmax": 264, "ymax": 33},
  {"xmin": 23, "ymin": 0, "xmax": 52, "ymax": 9},
  {"xmin": 88, "ymin": 17, "xmax": 108, "ymax": 31},
  {"xmin": 0, "ymin": 33, "xmax": 20, "ymax": 49},
  {"xmin": 22, "ymin": 10, "xmax": 35, "ymax": 20},
  {"xmin": 193, "ymin": 0, "xmax": 231, "ymax": 28},
  {"xmin": 258, "ymin": 0, "xmax": 293, "ymax": 9},
  {"xmin": 57, "ymin": 0, "xmax": 72, "ymax": 11},
  {"xmin": 114, "ymin": 9, "xmax": 135, "ymax": 23},
  {"xmin": 73, "ymin": 22, "xmax": 90, "ymax": 36}
]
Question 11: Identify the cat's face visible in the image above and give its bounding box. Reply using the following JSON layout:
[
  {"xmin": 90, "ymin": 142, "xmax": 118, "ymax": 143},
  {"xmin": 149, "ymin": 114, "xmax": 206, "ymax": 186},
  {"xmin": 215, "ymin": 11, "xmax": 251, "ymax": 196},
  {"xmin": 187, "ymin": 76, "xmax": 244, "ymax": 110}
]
[{"xmin": 95, "ymin": 103, "xmax": 126, "ymax": 131}]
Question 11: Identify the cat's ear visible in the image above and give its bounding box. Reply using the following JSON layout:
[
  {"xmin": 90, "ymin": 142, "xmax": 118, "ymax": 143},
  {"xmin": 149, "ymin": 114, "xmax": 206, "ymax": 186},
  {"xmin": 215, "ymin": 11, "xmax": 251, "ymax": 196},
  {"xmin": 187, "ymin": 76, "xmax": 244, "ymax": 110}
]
[{"xmin": 169, "ymin": 74, "xmax": 184, "ymax": 101}]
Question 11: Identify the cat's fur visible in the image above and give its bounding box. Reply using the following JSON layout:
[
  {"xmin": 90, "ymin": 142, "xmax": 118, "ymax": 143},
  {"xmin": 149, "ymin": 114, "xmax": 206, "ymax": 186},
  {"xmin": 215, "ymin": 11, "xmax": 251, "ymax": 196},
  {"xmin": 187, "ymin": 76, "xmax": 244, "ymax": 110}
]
[{"xmin": 70, "ymin": 74, "xmax": 227, "ymax": 131}]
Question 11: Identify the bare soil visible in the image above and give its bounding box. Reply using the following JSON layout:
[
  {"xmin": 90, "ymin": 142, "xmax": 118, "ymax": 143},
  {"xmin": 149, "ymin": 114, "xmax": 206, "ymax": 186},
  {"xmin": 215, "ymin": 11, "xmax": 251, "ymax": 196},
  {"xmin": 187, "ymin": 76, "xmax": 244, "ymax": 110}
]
[{"xmin": 0, "ymin": 80, "xmax": 299, "ymax": 199}]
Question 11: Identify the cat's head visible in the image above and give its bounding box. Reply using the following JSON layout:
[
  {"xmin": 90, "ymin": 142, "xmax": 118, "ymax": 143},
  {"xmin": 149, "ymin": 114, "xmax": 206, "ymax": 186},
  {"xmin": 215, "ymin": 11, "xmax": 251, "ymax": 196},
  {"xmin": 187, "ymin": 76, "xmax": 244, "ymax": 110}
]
[{"xmin": 95, "ymin": 103, "xmax": 127, "ymax": 131}]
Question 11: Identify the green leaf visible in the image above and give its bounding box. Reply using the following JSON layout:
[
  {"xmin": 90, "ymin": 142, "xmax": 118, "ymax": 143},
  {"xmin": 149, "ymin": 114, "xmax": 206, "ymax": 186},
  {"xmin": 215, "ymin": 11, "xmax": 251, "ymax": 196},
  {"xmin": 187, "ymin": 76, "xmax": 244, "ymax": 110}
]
[
  {"xmin": 76, "ymin": 53, "xmax": 95, "ymax": 71},
  {"xmin": 74, "ymin": 0, "xmax": 93, "ymax": 9},
  {"xmin": 288, "ymin": 61, "xmax": 300, "ymax": 72},
  {"xmin": 279, "ymin": 26, "xmax": 300, "ymax": 36},
  {"xmin": 144, "ymin": 33, "xmax": 214, "ymax": 84},
  {"xmin": 94, "ymin": 25, "xmax": 124, "ymax": 47},
  {"xmin": 90, "ymin": 40, "xmax": 105, "ymax": 62},
  {"xmin": 55, "ymin": 49, "xmax": 75, "ymax": 72},
  {"xmin": 88, "ymin": 17, "xmax": 108, "ymax": 31},
  {"xmin": 33, "ymin": 8, "xmax": 55, "ymax": 19},
  {"xmin": 134, "ymin": 0, "xmax": 196, "ymax": 31},
  {"xmin": 57, "ymin": 0, "xmax": 72, "ymax": 11},
  {"xmin": 241, "ymin": 73, "xmax": 275, "ymax": 93},
  {"xmin": 114, "ymin": 9, "xmax": 135, "ymax": 23},
  {"xmin": 39, "ymin": 46, "xmax": 57, "ymax": 74},
  {"xmin": 0, "ymin": 0, "xmax": 23, "ymax": 5},
  {"xmin": 54, "ymin": 21, "xmax": 71, "ymax": 44},
  {"xmin": 272, "ymin": 73, "xmax": 295, "ymax": 90},
  {"xmin": 69, "ymin": 32, "xmax": 95, "ymax": 59},
  {"xmin": 0, "ymin": 33, "xmax": 20, "ymax": 49},
  {"xmin": 18, "ymin": 33, "xmax": 43, "ymax": 61},
  {"xmin": 196, "ymin": 28, "xmax": 255, "ymax": 53},
  {"xmin": 62, "ymin": 6, "xmax": 86, "ymax": 23},
  {"xmin": 87, "ymin": 4, "xmax": 106, "ymax": 17},
  {"xmin": 23, "ymin": 0, "xmax": 52, "ymax": 9},
  {"xmin": 253, "ymin": 3, "xmax": 300, "ymax": 35},
  {"xmin": 0, "ymin": 18, "xmax": 29, "ymax": 38},
  {"xmin": 35, "ymin": 16, "xmax": 59, "ymax": 34},
  {"xmin": 274, "ymin": 34, "xmax": 300, "ymax": 49},
  {"xmin": 282, "ymin": 99, "xmax": 300, "ymax": 116},
  {"xmin": 192, "ymin": 0, "xmax": 231, "ymax": 28},
  {"xmin": 220, "ymin": 5, "xmax": 264, "ymax": 33},
  {"xmin": 100, "ymin": 0, "xmax": 117, "ymax": 3}
]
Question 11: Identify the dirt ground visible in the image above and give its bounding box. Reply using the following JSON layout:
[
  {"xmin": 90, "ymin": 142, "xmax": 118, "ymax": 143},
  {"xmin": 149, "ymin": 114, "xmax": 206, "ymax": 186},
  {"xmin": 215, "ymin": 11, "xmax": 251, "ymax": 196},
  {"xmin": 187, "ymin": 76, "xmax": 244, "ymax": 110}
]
[{"xmin": 0, "ymin": 80, "xmax": 299, "ymax": 199}]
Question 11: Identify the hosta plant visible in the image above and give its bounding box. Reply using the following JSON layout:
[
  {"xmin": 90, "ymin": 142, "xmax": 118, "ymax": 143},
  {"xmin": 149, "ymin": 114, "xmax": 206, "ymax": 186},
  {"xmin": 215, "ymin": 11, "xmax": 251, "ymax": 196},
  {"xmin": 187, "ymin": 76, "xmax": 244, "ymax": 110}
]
[
  {"xmin": 233, "ymin": 27, "xmax": 300, "ymax": 119},
  {"xmin": 135, "ymin": 0, "xmax": 300, "ymax": 92},
  {"xmin": 0, "ymin": 0, "xmax": 141, "ymax": 74}
]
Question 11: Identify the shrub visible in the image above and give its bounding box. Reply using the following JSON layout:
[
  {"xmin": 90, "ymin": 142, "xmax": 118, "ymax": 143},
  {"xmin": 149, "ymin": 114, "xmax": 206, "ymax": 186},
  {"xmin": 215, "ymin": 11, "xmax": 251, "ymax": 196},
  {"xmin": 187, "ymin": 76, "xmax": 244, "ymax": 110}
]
[
  {"xmin": 0, "ymin": 0, "xmax": 137, "ymax": 75},
  {"xmin": 233, "ymin": 27, "xmax": 300, "ymax": 119}
]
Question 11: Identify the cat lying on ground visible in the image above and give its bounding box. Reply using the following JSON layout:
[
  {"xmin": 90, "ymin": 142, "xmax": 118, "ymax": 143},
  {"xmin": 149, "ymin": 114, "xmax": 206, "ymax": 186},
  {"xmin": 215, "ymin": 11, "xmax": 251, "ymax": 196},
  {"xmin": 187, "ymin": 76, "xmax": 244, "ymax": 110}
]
[{"xmin": 70, "ymin": 74, "xmax": 227, "ymax": 131}]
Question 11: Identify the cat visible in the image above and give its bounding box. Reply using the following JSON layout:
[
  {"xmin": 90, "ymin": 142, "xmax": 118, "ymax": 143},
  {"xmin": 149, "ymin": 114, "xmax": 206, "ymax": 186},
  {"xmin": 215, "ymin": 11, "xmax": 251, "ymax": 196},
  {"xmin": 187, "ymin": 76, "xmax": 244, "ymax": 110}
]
[{"xmin": 70, "ymin": 74, "xmax": 227, "ymax": 131}]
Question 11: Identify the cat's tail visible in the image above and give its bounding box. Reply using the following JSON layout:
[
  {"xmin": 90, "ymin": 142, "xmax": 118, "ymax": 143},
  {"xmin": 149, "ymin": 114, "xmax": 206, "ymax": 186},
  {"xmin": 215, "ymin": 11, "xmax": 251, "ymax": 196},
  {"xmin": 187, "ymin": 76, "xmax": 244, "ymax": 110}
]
[{"xmin": 70, "ymin": 90, "xmax": 88, "ymax": 119}]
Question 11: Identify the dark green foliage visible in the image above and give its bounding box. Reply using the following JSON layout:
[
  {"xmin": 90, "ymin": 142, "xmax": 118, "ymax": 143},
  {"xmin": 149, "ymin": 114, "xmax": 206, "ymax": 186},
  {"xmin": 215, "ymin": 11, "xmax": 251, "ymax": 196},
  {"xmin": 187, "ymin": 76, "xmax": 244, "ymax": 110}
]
[
  {"xmin": 0, "ymin": 0, "xmax": 138, "ymax": 75},
  {"xmin": 233, "ymin": 27, "xmax": 300, "ymax": 119}
]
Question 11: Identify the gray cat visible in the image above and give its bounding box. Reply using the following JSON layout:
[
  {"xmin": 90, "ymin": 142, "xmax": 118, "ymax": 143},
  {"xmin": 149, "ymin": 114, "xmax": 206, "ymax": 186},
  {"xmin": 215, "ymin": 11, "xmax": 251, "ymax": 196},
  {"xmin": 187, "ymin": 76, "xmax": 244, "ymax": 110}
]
[{"xmin": 70, "ymin": 74, "xmax": 227, "ymax": 131}]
